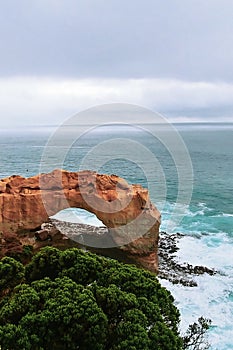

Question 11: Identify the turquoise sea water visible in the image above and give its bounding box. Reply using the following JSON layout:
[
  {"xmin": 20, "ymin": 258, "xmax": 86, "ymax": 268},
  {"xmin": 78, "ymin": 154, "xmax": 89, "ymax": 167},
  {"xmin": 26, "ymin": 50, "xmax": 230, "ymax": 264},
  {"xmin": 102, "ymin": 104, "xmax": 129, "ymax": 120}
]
[{"xmin": 0, "ymin": 123, "xmax": 233, "ymax": 349}]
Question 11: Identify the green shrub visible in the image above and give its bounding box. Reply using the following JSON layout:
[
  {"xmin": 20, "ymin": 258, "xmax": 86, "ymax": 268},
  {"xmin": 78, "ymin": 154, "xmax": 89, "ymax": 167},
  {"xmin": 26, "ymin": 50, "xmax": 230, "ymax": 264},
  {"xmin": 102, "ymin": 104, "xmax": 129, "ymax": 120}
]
[{"xmin": 0, "ymin": 246, "xmax": 208, "ymax": 349}]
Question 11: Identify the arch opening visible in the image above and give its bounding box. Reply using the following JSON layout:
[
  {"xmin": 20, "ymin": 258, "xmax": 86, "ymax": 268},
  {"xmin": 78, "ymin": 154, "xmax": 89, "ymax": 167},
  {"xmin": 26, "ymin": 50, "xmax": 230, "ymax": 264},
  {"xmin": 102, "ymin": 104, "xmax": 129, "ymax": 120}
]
[
  {"xmin": 50, "ymin": 208, "xmax": 105, "ymax": 227},
  {"xmin": 49, "ymin": 208, "xmax": 112, "ymax": 249}
]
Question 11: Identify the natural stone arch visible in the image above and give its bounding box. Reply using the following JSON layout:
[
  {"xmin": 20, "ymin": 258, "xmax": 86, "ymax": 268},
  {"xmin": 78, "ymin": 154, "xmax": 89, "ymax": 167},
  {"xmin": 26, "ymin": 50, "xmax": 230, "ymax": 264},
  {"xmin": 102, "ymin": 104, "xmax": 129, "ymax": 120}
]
[{"xmin": 0, "ymin": 169, "xmax": 160, "ymax": 271}]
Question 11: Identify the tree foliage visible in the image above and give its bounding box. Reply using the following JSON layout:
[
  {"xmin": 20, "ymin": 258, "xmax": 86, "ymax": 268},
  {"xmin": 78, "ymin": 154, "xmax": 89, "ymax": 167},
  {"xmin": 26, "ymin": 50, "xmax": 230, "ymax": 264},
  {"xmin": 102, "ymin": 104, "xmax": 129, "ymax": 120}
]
[
  {"xmin": 0, "ymin": 256, "xmax": 25, "ymax": 295},
  {"xmin": 0, "ymin": 246, "xmax": 210, "ymax": 349},
  {"xmin": 182, "ymin": 317, "xmax": 212, "ymax": 350}
]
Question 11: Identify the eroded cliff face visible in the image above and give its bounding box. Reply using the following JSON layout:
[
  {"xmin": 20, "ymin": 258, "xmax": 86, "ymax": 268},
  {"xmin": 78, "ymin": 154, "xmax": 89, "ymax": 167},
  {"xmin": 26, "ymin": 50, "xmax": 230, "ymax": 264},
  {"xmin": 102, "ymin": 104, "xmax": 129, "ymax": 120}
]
[{"xmin": 0, "ymin": 170, "xmax": 160, "ymax": 272}]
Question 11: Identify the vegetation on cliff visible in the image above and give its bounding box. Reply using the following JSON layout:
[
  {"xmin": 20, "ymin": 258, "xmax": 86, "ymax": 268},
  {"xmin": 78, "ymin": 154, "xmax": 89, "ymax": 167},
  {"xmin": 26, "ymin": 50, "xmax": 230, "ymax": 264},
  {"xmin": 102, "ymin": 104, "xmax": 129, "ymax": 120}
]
[
  {"xmin": 0, "ymin": 246, "xmax": 182, "ymax": 349},
  {"xmin": 0, "ymin": 247, "xmax": 211, "ymax": 349}
]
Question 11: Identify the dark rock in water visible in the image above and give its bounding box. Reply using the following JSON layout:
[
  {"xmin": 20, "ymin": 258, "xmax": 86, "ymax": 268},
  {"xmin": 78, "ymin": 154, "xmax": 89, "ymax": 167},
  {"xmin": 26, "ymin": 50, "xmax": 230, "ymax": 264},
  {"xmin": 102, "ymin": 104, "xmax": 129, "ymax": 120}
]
[
  {"xmin": 192, "ymin": 265, "xmax": 216, "ymax": 276},
  {"xmin": 158, "ymin": 232, "xmax": 216, "ymax": 287}
]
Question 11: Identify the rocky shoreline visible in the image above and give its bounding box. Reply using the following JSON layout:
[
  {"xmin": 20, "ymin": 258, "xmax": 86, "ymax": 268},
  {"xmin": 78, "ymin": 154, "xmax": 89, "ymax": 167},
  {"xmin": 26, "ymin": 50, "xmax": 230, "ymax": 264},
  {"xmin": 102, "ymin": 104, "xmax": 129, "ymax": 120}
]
[
  {"xmin": 37, "ymin": 220, "xmax": 217, "ymax": 287},
  {"xmin": 0, "ymin": 219, "xmax": 216, "ymax": 287},
  {"xmin": 158, "ymin": 231, "xmax": 216, "ymax": 286}
]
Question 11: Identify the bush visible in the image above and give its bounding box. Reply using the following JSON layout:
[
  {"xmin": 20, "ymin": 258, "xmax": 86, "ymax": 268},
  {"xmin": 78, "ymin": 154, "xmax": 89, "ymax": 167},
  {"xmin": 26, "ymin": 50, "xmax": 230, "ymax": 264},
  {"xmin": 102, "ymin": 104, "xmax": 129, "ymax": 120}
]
[
  {"xmin": 0, "ymin": 257, "xmax": 25, "ymax": 294},
  {"xmin": 0, "ymin": 247, "xmax": 209, "ymax": 349}
]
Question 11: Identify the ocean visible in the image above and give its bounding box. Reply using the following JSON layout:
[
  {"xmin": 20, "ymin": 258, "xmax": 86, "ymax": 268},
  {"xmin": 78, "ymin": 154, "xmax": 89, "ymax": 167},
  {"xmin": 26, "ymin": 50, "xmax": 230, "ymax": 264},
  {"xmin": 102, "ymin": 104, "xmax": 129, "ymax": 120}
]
[{"xmin": 0, "ymin": 122, "xmax": 233, "ymax": 349}]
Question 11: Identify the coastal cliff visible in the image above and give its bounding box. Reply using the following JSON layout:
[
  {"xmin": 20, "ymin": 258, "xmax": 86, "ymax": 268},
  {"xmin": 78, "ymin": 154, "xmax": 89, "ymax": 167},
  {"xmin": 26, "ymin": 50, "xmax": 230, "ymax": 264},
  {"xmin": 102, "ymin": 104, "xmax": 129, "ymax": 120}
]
[{"xmin": 0, "ymin": 170, "xmax": 160, "ymax": 272}]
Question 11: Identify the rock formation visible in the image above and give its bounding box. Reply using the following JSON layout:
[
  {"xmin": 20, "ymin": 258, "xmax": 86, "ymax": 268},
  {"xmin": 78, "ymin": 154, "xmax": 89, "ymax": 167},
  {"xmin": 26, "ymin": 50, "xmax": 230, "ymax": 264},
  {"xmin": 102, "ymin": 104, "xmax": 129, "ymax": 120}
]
[{"xmin": 0, "ymin": 170, "xmax": 160, "ymax": 272}]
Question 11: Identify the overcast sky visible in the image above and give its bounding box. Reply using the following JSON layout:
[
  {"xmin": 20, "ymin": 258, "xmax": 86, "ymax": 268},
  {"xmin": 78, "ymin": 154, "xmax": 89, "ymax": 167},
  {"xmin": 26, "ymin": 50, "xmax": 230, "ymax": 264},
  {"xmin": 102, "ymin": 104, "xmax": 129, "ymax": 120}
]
[{"xmin": 0, "ymin": 0, "xmax": 233, "ymax": 126}]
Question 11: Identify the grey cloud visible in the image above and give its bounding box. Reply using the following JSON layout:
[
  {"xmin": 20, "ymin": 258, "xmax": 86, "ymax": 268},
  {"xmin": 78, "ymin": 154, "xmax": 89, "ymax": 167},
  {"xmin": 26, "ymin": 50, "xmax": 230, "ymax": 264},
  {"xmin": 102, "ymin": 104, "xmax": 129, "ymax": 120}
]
[
  {"xmin": 0, "ymin": 0, "xmax": 233, "ymax": 81},
  {"xmin": 0, "ymin": 77, "xmax": 232, "ymax": 127}
]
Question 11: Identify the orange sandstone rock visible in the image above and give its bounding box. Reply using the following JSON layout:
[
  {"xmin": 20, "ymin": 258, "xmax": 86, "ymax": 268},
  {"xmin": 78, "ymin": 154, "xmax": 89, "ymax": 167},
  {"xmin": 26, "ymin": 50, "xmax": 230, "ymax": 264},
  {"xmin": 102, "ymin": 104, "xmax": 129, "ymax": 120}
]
[{"xmin": 0, "ymin": 170, "xmax": 160, "ymax": 272}]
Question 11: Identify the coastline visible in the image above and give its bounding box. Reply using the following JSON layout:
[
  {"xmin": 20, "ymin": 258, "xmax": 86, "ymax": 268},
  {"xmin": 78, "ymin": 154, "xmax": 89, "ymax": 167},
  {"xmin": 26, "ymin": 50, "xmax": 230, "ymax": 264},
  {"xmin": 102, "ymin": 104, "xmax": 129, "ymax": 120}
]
[
  {"xmin": 158, "ymin": 231, "xmax": 216, "ymax": 287},
  {"xmin": 0, "ymin": 218, "xmax": 223, "ymax": 350},
  {"xmin": 1, "ymin": 216, "xmax": 217, "ymax": 288}
]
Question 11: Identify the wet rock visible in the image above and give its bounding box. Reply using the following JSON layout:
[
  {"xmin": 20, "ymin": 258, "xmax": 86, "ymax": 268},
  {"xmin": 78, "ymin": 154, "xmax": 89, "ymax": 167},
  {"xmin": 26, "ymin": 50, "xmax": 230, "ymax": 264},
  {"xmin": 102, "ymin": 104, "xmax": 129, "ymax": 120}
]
[{"xmin": 158, "ymin": 232, "xmax": 216, "ymax": 287}]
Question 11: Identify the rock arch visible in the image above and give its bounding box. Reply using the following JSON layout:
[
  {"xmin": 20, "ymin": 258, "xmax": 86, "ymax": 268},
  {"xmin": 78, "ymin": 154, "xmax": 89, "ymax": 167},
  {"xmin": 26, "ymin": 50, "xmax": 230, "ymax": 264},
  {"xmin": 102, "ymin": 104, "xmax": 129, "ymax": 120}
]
[{"xmin": 0, "ymin": 169, "xmax": 160, "ymax": 272}]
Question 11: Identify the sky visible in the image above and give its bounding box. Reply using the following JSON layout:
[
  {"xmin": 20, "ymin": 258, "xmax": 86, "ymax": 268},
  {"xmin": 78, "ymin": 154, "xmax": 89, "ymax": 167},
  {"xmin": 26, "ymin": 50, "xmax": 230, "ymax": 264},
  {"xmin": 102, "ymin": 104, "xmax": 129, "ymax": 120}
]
[{"xmin": 0, "ymin": 0, "xmax": 233, "ymax": 126}]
